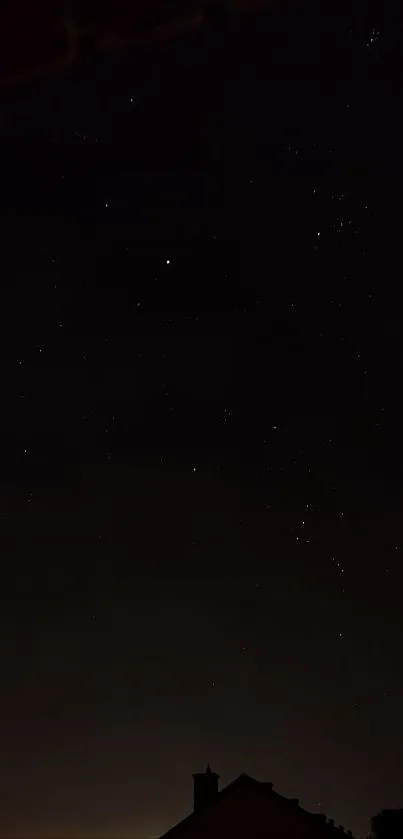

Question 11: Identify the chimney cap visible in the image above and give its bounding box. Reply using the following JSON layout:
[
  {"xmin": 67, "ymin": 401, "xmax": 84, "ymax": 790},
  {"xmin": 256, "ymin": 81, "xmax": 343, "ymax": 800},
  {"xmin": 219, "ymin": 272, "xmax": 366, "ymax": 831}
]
[{"xmin": 192, "ymin": 765, "xmax": 220, "ymax": 779}]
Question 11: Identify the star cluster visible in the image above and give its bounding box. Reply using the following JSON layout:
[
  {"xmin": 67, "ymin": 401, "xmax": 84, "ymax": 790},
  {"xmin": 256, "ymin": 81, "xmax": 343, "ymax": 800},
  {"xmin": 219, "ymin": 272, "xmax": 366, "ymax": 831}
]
[{"xmin": 0, "ymin": 1, "xmax": 402, "ymax": 838}]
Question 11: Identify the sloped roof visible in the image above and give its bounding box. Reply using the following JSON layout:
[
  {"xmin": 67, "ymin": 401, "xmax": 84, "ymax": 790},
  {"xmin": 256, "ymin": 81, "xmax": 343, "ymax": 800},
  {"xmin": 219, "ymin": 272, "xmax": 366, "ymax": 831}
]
[
  {"xmin": 160, "ymin": 774, "xmax": 259, "ymax": 838},
  {"xmin": 159, "ymin": 773, "xmax": 353, "ymax": 839}
]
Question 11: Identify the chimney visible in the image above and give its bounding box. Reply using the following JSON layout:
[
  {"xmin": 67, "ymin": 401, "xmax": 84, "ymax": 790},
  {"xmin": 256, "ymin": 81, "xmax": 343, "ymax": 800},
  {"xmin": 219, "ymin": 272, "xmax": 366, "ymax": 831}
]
[{"xmin": 192, "ymin": 765, "xmax": 219, "ymax": 813}]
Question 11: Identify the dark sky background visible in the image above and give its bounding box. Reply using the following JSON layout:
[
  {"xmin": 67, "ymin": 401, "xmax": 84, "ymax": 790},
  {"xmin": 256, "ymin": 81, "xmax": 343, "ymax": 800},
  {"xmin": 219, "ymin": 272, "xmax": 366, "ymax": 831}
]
[{"xmin": 0, "ymin": 1, "xmax": 402, "ymax": 838}]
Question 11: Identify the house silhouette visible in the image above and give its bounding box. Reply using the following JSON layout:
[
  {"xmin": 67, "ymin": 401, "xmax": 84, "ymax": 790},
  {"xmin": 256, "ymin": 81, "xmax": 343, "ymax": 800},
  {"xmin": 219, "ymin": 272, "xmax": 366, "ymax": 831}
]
[
  {"xmin": 371, "ymin": 810, "xmax": 403, "ymax": 839},
  {"xmin": 159, "ymin": 766, "xmax": 355, "ymax": 839}
]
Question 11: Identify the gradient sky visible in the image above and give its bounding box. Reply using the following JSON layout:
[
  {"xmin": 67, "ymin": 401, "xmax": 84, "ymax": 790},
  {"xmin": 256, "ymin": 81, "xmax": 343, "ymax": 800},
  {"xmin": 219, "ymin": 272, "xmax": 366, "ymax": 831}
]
[{"xmin": 0, "ymin": 0, "xmax": 402, "ymax": 837}]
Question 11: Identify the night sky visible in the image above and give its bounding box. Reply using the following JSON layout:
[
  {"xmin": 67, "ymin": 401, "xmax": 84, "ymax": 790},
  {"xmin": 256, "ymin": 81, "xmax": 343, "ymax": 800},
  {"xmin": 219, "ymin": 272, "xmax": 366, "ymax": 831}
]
[{"xmin": 0, "ymin": 1, "xmax": 402, "ymax": 838}]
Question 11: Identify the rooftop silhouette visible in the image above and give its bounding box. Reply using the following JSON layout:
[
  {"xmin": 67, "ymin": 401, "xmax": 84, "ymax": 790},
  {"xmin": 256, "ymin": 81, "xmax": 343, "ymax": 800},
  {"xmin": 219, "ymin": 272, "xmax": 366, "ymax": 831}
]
[{"xmin": 159, "ymin": 768, "xmax": 356, "ymax": 839}]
